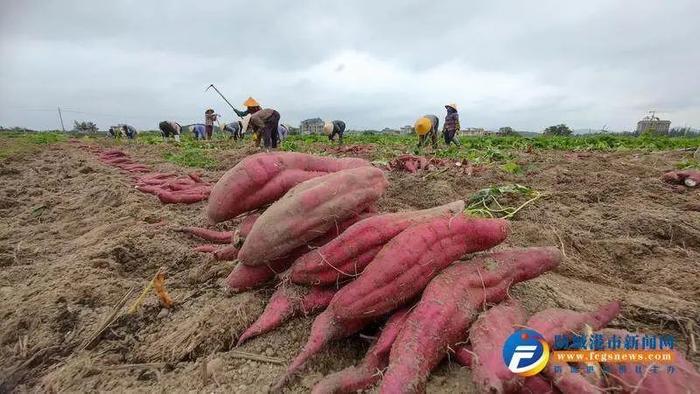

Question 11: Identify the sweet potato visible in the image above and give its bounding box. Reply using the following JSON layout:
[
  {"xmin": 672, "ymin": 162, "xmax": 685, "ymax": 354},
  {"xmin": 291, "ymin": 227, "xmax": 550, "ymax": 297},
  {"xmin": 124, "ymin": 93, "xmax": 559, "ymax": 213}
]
[
  {"xmin": 469, "ymin": 299, "xmax": 528, "ymax": 393},
  {"xmin": 271, "ymin": 310, "xmax": 374, "ymax": 393},
  {"xmin": 237, "ymin": 285, "xmax": 337, "ymax": 346},
  {"xmin": 226, "ymin": 213, "xmax": 373, "ymax": 292},
  {"xmin": 175, "ymin": 227, "xmax": 234, "ymax": 244},
  {"xmin": 329, "ymin": 214, "xmax": 509, "ymax": 322},
  {"xmin": 213, "ymin": 245, "xmax": 239, "ymax": 261},
  {"xmin": 454, "ymin": 345, "xmax": 473, "ymax": 368},
  {"xmin": 238, "ymin": 167, "xmax": 388, "ymax": 267},
  {"xmin": 380, "ymin": 247, "xmax": 562, "ymax": 393},
  {"xmin": 289, "ymin": 200, "xmax": 465, "ymax": 286},
  {"xmin": 598, "ymin": 328, "xmax": 700, "ymax": 393},
  {"xmin": 238, "ymin": 213, "xmax": 261, "ymax": 239},
  {"xmin": 526, "ymin": 301, "xmax": 622, "ymax": 394},
  {"xmin": 157, "ymin": 189, "xmax": 210, "ymax": 204},
  {"xmin": 207, "ymin": 152, "xmax": 370, "ymax": 222},
  {"xmin": 312, "ymin": 308, "xmax": 411, "ymax": 394},
  {"xmin": 526, "ymin": 301, "xmax": 622, "ymax": 345},
  {"xmin": 520, "ymin": 376, "xmax": 556, "ymax": 394}
]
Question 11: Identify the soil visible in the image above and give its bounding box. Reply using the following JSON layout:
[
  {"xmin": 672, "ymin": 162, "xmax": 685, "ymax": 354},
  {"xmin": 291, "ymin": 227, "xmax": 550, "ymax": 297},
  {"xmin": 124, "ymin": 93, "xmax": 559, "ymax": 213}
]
[{"xmin": 0, "ymin": 139, "xmax": 698, "ymax": 393}]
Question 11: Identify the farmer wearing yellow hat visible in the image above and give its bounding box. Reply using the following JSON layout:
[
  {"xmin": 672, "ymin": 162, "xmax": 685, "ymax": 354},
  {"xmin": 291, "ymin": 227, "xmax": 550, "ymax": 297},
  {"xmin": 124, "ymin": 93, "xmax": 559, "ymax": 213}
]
[
  {"xmin": 414, "ymin": 115, "xmax": 439, "ymax": 149},
  {"xmin": 443, "ymin": 103, "xmax": 461, "ymax": 146},
  {"xmin": 233, "ymin": 97, "xmax": 263, "ymax": 117}
]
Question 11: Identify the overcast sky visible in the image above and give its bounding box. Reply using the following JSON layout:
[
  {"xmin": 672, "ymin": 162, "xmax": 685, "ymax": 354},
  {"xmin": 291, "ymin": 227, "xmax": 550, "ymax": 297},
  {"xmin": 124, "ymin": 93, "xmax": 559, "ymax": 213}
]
[{"xmin": 1, "ymin": 0, "xmax": 698, "ymax": 132}]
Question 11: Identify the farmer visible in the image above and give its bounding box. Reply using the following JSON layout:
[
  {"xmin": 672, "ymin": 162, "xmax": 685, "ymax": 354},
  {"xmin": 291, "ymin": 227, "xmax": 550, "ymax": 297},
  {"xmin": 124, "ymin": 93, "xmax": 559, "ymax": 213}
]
[
  {"xmin": 415, "ymin": 115, "xmax": 439, "ymax": 149},
  {"xmin": 443, "ymin": 103, "xmax": 461, "ymax": 147},
  {"xmin": 108, "ymin": 125, "xmax": 121, "ymax": 138},
  {"xmin": 223, "ymin": 120, "xmax": 244, "ymax": 140},
  {"xmin": 158, "ymin": 121, "xmax": 182, "ymax": 142},
  {"xmin": 324, "ymin": 120, "xmax": 346, "ymax": 144},
  {"xmin": 122, "ymin": 124, "xmax": 138, "ymax": 139},
  {"xmin": 204, "ymin": 109, "xmax": 220, "ymax": 140},
  {"xmin": 233, "ymin": 97, "xmax": 263, "ymax": 117},
  {"xmin": 248, "ymin": 108, "xmax": 281, "ymax": 149},
  {"xmin": 278, "ymin": 124, "xmax": 289, "ymax": 142},
  {"xmin": 191, "ymin": 124, "xmax": 207, "ymax": 140}
]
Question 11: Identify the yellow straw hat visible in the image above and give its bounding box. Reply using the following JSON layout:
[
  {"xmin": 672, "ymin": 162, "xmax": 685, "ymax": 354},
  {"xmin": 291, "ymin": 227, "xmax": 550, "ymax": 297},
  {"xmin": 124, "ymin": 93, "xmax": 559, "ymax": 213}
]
[
  {"xmin": 243, "ymin": 97, "xmax": 260, "ymax": 107},
  {"xmin": 445, "ymin": 103, "xmax": 458, "ymax": 111},
  {"xmin": 323, "ymin": 121, "xmax": 333, "ymax": 135},
  {"xmin": 414, "ymin": 117, "xmax": 431, "ymax": 135}
]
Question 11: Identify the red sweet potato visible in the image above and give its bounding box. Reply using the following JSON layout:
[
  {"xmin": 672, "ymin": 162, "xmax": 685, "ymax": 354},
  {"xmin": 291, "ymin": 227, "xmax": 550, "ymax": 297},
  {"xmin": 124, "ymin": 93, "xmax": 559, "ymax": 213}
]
[
  {"xmin": 526, "ymin": 301, "xmax": 622, "ymax": 394},
  {"xmin": 469, "ymin": 299, "xmax": 528, "ymax": 393},
  {"xmin": 207, "ymin": 152, "xmax": 370, "ymax": 223},
  {"xmin": 454, "ymin": 345, "xmax": 473, "ymax": 368},
  {"xmin": 238, "ymin": 167, "xmax": 388, "ymax": 267},
  {"xmin": 176, "ymin": 227, "xmax": 234, "ymax": 244},
  {"xmin": 271, "ymin": 310, "xmax": 374, "ymax": 393},
  {"xmin": 157, "ymin": 189, "xmax": 210, "ymax": 204},
  {"xmin": 329, "ymin": 214, "xmax": 509, "ymax": 322},
  {"xmin": 289, "ymin": 200, "xmax": 466, "ymax": 286},
  {"xmin": 213, "ymin": 244, "xmax": 239, "ymax": 261},
  {"xmin": 226, "ymin": 258, "xmax": 292, "ymax": 293},
  {"xmin": 237, "ymin": 285, "xmax": 337, "ymax": 346},
  {"xmin": 598, "ymin": 328, "xmax": 700, "ymax": 393},
  {"xmin": 380, "ymin": 247, "xmax": 562, "ymax": 393},
  {"xmin": 312, "ymin": 308, "xmax": 411, "ymax": 394},
  {"xmin": 526, "ymin": 301, "xmax": 622, "ymax": 345},
  {"xmin": 238, "ymin": 213, "xmax": 261, "ymax": 239},
  {"xmin": 520, "ymin": 376, "xmax": 556, "ymax": 394},
  {"xmin": 226, "ymin": 213, "xmax": 373, "ymax": 292}
]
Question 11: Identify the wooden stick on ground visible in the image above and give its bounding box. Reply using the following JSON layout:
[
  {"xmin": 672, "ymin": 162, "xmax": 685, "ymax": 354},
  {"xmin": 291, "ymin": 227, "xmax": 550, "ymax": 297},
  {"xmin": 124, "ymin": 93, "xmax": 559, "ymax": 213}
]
[
  {"xmin": 227, "ymin": 350, "xmax": 284, "ymax": 364},
  {"xmin": 79, "ymin": 286, "xmax": 136, "ymax": 352}
]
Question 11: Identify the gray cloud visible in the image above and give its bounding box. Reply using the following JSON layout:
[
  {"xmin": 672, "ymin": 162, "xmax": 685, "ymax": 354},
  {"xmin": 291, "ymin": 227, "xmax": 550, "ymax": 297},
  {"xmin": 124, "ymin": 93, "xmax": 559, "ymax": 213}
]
[{"xmin": 1, "ymin": 0, "xmax": 698, "ymax": 132}]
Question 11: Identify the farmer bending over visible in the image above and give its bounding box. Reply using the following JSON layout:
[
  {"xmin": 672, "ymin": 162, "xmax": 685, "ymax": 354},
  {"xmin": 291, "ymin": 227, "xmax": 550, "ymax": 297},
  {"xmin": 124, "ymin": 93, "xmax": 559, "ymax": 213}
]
[
  {"xmin": 443, "ymin": 103, "xmax": 461, "ymax": 147},
  {"xmin": 415, "ymin": 115, "xmax": 439, "ymax": 149},
  {"xmin": 248, "ymin": 108, "xmax": 281, "ymax": 149},
  {"xmin": 191, "ymin": 124, "xmax": 207, "ymax": 140},
  {"xmin": 224, "ymin": 121, "xmax": 244, "ymax": 140},
  {"xmin": 122, "ymin": 124, "xmax": 138, "ymax": 139},
  {"xmin": 233, "ymin": 97, "xmax": 263, "ymax": 117},
  {"xmin": 158, "ymin": 121, "xmax": 182, "ymax": 142},
  {"xmin": 324, "ymin": 120, "xmax": 346, "ymax": 144}
]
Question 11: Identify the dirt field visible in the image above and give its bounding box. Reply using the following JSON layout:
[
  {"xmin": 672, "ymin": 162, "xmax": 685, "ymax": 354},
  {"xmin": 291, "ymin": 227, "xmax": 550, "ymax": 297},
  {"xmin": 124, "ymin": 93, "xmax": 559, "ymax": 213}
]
[{"xmin": 1, "ymin": 138, "xmax": 699, "ymax": 393}]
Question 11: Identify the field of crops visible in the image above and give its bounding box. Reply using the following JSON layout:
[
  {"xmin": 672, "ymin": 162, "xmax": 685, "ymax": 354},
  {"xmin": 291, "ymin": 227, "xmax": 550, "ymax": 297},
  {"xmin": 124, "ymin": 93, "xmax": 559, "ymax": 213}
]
[{"xmin": 0, "ymin": 131, "xmax": 699, "ymax": 392}]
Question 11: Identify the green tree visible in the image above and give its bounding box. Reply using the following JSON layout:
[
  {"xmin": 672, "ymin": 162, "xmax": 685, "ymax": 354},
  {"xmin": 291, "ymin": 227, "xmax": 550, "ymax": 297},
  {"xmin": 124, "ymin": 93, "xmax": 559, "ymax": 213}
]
[
  {"xmin": 543, "ymin": 124, "xmax": 572, "ymax": 136},
  {"xmin": 498, "ymin": 126, "xmax": 515, "ymax": 135},
  {"xmin": 73, "ymin": 120, "xmax": 99, "ymax": 133}
]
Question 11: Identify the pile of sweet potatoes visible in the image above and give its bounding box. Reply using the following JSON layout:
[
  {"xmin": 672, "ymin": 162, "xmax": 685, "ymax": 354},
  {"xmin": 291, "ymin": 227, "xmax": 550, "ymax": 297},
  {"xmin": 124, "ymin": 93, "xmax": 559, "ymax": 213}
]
[
  {"xmin": 90, "ymin": 146, "xmax": 213, "ymax": 203},
  {"xmin": 171, "ymin": 151, "xmax": 699, "ymax": 393}
]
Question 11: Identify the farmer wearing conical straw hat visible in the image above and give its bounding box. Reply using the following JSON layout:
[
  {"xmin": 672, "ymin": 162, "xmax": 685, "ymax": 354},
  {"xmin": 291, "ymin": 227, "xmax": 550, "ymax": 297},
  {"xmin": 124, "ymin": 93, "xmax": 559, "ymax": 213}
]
[
  {"xmin": 415, "ymin": 115, "xmax": 439, "ymax": 149},
  {"xmin": 443, "ymin": 103, "xmax": 461, "ymax": 147},
  {"xmin": 234, "ymin": 97, "xmax": 263, "ymax": 117}
]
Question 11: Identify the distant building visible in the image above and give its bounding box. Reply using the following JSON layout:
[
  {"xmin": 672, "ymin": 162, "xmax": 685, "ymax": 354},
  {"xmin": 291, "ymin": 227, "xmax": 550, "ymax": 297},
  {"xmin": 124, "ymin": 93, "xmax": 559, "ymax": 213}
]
[
  {"xmin": 636, "ymin": 112, "xmax": 671, "ymax": 134},
  {"xmin": 381, "ymin": 127, "xmax": 400, "ymax": 134},
  {"xmin": 300, "ymin": 118, "xmax": 324, "ymax": 135},
  {"xmin": 400, "ymin": 125, "xmax": 414, "ymax": 135},
  {"xmin": 461, "ymin": 128, "xmax": 494, "ymax": 136}
]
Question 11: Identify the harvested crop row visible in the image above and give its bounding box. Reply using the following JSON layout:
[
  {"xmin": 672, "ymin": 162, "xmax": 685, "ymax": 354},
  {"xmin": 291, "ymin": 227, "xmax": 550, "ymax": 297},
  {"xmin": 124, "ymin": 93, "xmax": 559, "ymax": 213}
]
[{"xmin": 207, "ymin": 152, "xmax": 370, "ymax": 223}]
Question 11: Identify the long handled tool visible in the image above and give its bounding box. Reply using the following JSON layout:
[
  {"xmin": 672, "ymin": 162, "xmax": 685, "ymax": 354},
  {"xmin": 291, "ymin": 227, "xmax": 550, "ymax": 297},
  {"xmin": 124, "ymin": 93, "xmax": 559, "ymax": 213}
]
[{"xmin": 205, "ymin": 84, "xmax": 238, "ymax": 115}]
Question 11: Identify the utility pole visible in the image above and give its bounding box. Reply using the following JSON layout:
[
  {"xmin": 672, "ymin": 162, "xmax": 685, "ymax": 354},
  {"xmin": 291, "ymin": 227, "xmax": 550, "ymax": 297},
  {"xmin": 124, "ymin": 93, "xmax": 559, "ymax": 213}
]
[{"xmin": 58, "ymin": 107, "xmax": 66, "ymax": 132}]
